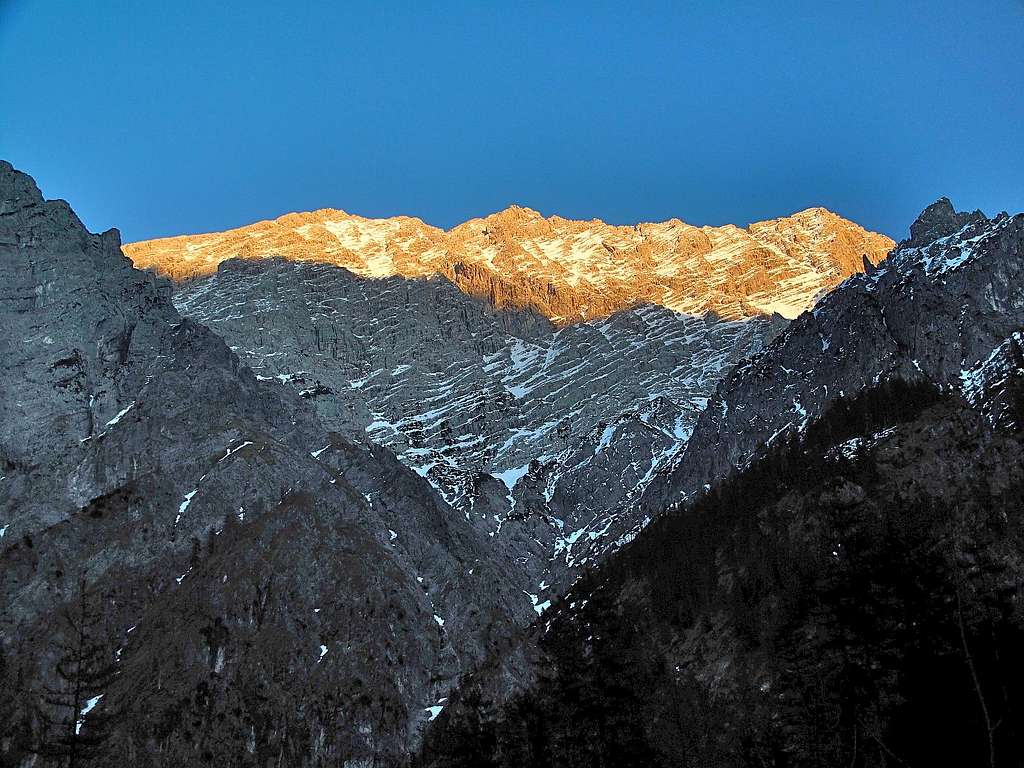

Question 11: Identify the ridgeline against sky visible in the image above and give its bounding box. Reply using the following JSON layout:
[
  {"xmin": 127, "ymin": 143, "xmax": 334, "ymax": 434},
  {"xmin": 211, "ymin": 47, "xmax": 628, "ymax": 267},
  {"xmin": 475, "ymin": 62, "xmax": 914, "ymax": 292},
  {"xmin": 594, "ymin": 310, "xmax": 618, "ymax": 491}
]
[{"xmin": 1, "ymin": 0, "xmax": 1022, "ymax": 242}]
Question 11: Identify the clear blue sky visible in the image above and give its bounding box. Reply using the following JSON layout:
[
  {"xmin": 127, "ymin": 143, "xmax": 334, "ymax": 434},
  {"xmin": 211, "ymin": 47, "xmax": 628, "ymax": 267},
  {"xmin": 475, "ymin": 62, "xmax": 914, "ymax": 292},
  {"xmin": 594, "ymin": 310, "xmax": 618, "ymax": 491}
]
[{"xmin": 2, "ymin": 0, "xmax": 1022, "ymax": 242}]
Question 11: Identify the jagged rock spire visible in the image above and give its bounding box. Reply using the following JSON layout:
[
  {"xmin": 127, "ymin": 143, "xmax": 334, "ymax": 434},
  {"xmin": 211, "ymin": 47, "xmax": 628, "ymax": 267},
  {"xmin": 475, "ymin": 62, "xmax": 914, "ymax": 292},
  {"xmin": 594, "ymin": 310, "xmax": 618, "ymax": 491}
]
[{"xmin": 905, "ymin": 197, "xmax": 986, "ymax": 248}]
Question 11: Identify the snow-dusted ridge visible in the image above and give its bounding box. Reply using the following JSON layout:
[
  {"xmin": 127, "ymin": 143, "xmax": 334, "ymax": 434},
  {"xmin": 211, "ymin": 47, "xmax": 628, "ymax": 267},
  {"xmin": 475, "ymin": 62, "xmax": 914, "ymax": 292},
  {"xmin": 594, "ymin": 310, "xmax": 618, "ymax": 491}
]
[
  {"xmin": 126, "ymin": 203, "xmax": 892, "ymax": 325},
  {"xmin": 173, "ymin": 257, "xmax": 787, "ymax": 586}
]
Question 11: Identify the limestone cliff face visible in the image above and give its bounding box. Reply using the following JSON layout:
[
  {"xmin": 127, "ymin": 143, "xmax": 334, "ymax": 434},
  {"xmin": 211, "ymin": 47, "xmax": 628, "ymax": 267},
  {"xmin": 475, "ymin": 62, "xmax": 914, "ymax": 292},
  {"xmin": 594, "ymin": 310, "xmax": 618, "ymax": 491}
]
[
  {"xmin": 171, "ymin": 257, "xmax": 786, "ymax": 597},
  {"xmin": 124, "ymin": 204, "xmax": 893, "ymax": 322}
]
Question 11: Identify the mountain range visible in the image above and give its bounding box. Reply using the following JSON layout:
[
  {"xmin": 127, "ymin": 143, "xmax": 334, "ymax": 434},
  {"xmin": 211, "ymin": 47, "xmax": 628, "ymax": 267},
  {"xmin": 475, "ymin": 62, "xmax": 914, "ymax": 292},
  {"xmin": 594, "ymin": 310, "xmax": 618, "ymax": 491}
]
[
  {"xmin": 122, "ymin": 203, "xmax": 888, "ymax": 595},
  {"xmin": 124, "ymin": 203, "xmax": 893, "ymax": 322},
  {"xmin": 3, "ymin": 159, "xmax": 1023, "ymax": 766}
]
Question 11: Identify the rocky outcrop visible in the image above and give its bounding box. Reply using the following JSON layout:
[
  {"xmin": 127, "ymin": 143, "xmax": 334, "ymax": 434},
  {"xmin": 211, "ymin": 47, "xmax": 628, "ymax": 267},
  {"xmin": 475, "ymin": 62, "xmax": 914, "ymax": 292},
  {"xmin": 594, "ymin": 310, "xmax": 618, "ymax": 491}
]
[
  {"xmin": 905, "ymin": 196, "xmax": 986, "ymax": 248},
  {"xmin": 124, "ymin": 203, "xmax": 893, "ymax": 323}
]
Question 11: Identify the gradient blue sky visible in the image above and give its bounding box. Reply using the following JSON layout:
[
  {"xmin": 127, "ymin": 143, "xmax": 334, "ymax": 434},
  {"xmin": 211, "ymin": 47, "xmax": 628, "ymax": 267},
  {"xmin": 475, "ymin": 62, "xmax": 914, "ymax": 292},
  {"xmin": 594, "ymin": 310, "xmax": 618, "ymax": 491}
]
[{"xmin": 1, "ymin": 1, "xmax": 1022, "ymax": 242}]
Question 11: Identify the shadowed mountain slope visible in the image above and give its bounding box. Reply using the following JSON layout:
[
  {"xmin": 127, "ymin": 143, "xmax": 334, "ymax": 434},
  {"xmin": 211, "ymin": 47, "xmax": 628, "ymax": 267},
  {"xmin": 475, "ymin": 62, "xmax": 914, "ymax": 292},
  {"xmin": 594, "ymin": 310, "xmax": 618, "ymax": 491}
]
[
  {"xmin": 421, "ymin": 380, "xmax": 1024, "ymax": 767},
  {"xmin": 644, "ymin": 198, "xmax": 1024, "ymax": 509},
  {"xmin": 170, "ymin": 256, "xmax": 786, "ymax": 596},
  {"xmin": 0, "ymin": 161, "xmax": 552, "ymax": 766}
]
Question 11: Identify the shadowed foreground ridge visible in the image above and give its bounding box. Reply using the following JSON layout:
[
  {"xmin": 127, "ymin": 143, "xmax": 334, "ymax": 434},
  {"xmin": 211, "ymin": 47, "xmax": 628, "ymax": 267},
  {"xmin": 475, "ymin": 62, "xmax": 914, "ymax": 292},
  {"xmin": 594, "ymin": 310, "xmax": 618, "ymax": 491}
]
[{"xmin": 0, "ymin": 160, "xmax": 548, "ymax": 765}]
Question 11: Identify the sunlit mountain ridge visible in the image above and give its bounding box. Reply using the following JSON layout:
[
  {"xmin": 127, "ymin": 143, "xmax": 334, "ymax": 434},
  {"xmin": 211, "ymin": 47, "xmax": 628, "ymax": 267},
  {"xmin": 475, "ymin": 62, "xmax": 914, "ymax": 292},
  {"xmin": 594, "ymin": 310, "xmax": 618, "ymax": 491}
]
[{"xmin": 125, "ymin": 204, "xmax": 894, "ymax": 323}]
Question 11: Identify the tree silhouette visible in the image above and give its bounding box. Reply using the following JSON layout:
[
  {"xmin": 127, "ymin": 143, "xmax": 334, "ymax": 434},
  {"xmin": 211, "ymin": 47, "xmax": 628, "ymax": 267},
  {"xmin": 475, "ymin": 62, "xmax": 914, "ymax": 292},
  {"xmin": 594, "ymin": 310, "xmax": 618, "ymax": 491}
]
[{"xmin": 38, "ymin": 577, "xmax": 116, "ymax": 767}]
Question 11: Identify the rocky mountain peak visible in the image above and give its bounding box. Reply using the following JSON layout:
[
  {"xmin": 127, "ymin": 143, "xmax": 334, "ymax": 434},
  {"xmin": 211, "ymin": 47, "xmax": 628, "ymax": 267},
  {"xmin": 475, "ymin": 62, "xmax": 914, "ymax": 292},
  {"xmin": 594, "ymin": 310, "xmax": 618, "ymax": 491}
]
[
  {"xmin": 0, "ymin": 159, "xmax": 42, "ymax": 207},
  {"xmin": 905, "ymin": 196, "xmax": 986, "ymax": 248},
  {"xmin": 486, "ymin": 203, "xmax": 546, "ymax": 223},
  {"xmin": 0, "ymin": 163, "xmax": 550, "ymax": 764},
  {"xmin": 0, "ymin": 159, "xmax": 91, "ymax": 240},
  {"xmin": 125, "ymin": 203, "xmax": 894, "ymax": 324}
]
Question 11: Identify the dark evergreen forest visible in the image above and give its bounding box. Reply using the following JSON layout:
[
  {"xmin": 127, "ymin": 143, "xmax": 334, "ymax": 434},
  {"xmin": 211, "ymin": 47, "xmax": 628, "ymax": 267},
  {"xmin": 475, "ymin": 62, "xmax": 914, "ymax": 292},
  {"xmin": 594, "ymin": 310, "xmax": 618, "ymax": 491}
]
[{"xmin": 420, "ymin": 380, "xmax": 1024, "ymax": 767}]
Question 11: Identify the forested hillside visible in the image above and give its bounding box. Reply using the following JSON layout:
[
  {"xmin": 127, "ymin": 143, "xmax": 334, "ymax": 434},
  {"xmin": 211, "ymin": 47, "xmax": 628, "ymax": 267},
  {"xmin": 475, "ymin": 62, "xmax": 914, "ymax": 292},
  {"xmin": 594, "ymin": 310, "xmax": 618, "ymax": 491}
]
[{"xmin": 420, "ymin": 379, "xmax": 1024, "ymax": 767}]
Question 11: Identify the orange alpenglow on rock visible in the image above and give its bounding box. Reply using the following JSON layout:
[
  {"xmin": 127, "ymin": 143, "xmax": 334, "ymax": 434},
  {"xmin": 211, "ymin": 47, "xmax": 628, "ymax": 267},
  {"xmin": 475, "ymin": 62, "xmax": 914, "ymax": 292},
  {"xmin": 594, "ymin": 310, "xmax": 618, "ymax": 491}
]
[{"xmin": 124, "ymin": 205, "xmax": 894, "ymax": 323}]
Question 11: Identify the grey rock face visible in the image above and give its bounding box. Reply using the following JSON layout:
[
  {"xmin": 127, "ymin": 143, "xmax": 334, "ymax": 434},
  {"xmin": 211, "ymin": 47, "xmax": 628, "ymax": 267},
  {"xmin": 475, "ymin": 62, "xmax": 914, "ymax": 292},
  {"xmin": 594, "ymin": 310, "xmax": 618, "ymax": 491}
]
[
  {"xmin": 0, "ymin": 161, "xmax": 540, "ymax": 765},
  {"xmin": 960, "ymin": 330, "xmax": 1024, "ymax": 430},
  {"xmin": 173, "ymin": 257, "xmax": 784, "ymax": 593},
  {"xmin": 905, "ymin": 196, "xmax": 986, "ymax": 248},
  {"xmin": 1, "ymin": 161, "xmax": 175, "ymax": 501},
  {"xmin": 646, "ymin": 200, "xmax": 1024, "ymax": 508}
]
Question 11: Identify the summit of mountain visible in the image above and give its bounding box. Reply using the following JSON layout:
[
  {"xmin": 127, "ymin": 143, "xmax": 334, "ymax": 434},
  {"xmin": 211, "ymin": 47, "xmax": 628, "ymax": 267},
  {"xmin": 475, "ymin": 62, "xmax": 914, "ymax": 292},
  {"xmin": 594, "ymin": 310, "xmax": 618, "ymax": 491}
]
[{"xmin": 124, "ymin": 203, "xmax": 893, "ymax": 323}]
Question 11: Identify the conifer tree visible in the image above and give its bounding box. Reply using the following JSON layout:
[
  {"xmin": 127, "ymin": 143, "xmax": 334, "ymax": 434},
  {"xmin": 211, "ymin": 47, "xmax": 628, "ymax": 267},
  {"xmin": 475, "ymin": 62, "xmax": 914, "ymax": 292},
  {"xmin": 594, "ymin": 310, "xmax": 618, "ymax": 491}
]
[{"xmin": 38, "ymin": 577, "xmax": 116, "ymax": 767}]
